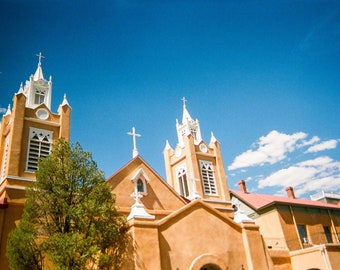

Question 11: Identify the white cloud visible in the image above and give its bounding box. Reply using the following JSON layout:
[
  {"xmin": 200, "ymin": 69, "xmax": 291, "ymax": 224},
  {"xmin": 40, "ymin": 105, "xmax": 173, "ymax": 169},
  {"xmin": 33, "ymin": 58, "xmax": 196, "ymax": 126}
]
[
  {"xmin": 298, "ymin": 136, "xmax": 320, "ymax": 147},
  {"xmin": 305, "ymin": 139, "xmax": 337, "ymax": 153},
  {"xmin": 258, "ymin": 156, "xmax": 340, "ymax": 197},
  {"xmin": 0, "ymin": 107, "xmax": 7, "ymax": 114},
  {"xmin": 228, "ymin": 130, "xmax": 307, "ymax": 170}
]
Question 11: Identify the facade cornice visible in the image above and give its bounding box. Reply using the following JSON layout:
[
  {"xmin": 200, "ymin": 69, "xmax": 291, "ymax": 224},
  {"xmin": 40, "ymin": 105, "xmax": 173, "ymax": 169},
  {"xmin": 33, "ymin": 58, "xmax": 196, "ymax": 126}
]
[
  {"xmin": 6, "ymin": 175, "xmax": 36, "ymax": 182},
  {"xmin": 24, "ymin": 117, "xmax": 61, "ymax": 127}
]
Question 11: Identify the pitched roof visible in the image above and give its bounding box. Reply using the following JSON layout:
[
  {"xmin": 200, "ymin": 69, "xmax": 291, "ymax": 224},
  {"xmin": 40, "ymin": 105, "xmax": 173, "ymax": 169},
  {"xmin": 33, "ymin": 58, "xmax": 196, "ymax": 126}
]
[{"xmin": 230, "ymin": 189, "xmax": 340, "ymax": 211}]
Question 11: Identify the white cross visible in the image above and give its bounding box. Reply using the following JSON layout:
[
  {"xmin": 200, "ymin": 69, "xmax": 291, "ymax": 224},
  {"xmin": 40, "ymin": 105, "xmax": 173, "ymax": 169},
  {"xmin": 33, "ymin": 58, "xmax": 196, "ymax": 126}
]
[
  {"xmin": 181, "ymin": 97, "xmax": 187, "ymax": 107},
  {"xmin": 127, "ymin": 127, "xmax": 141, "ymax": 158},
  {"xmin": 36, "ymin": 52, "xmax": 45, "ymax": 65},
  {"xmin": 131, "ymin": 191, "xmax": 143, "ymax": 205}
]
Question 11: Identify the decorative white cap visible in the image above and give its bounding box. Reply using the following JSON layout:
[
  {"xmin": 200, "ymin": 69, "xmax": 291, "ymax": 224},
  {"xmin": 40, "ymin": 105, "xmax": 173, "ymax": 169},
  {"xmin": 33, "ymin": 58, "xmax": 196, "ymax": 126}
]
[
  {"xmin": 33, "ymin": 52, "xmax": 45, "ymax": 81},
  {"xmin": 61, "ymin": 94, "xmax": 70, "ymax": 107},
  {"xmin": 127, "ymin": 192, "xmax": 155, "ymax": 220},
  {"xmin": 181, "ymin": 97, "xmax": 193, "ymax": 123},
  {"xmin": 210, "ymin": 132, "xmax": 217, "ymax": 144},
  {"xmin": 127, "ymin": 127, "xmax": 141, "ymax": 158},
  {"xmin": 164, "ymin": 140, "xmax": 172, "ymax": 150},
  {"xmin": 232, "ymin": 199, "xmax": 254, "ymax": 224},
  {"xmin": 17, "ymin": 82, "xmax": 24, "ymax": 94},
  {"xmin": 5, "ymin": 104, "xmax": 11, "ymax": 116}
]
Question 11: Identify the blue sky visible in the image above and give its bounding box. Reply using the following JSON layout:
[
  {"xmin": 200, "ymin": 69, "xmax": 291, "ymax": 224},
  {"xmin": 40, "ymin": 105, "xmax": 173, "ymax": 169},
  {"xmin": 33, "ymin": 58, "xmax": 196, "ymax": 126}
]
[{"xmin": 1, "ymin": 0, "xmax": 339, "ymax": 199}]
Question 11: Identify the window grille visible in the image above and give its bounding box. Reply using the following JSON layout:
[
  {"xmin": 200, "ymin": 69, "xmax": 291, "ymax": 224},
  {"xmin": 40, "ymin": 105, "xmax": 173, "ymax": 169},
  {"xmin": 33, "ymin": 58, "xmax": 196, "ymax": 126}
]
[
  {"xmin": 176, "ymin": 165, "xmax": 189, "ymax": 197},
  {"xmin": 200, "ymin": 160, "xmax": 217, "ymax": 195},
  {"xmin": 34, "ymin": 89, "xmax": 45, "ymax": 104},
  {"xmin": 26, "ymin": 128, "xmax": 52, "ymax": 172}
]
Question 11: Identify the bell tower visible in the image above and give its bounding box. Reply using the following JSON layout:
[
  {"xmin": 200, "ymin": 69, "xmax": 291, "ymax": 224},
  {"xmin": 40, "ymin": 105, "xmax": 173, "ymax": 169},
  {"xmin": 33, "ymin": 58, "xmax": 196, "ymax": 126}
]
[
  {"xmin": 163, "ymin": 98, "xmax": 232, "ymax": 214},
  {"xmin": 0, "ymin": 53, "xmax": 71, "ymax": 269}
]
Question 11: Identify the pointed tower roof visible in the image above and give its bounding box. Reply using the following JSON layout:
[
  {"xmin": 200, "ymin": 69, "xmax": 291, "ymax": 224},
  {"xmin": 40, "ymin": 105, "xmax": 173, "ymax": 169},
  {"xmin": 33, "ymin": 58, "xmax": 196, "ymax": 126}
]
[
  {"xmin": 210, "ymin": 132, "xmax": 217, "ymax": 144},
  {"xmin": 181, "ymin": 97, "xmax": 193, "ymax": 123},
  {"xmin": 176, "ymin": 97, "xmax": 202, "ymax": 145},
  {"xmin": 164, "ymin": 140, "xmax": 172, "ymax": 150},
  {"xmin": 33, "ymin": 52, "xmax": 45, "ymax": 81},
  {"xmin": 61, "ymin": 94, "xmax": 70, "ymax": 107},
  {"xmin": 5, "ymin": 104, "xmax": 11, "ymax": 116}
]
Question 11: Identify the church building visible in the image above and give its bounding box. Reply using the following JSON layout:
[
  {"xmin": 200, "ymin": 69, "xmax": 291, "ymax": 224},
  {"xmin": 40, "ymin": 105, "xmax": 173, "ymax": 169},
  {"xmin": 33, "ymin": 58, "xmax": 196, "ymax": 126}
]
[
  {"xmin": 106, "ymin": 101, "xmax": 273, "ymax": 269},
  {"xmin": 5, "ymin": 56, "xmax": 339, "ymax": 269},
  {"xmin": 0, "ymin": 54, "xmax": 71, "ymax": 269}
]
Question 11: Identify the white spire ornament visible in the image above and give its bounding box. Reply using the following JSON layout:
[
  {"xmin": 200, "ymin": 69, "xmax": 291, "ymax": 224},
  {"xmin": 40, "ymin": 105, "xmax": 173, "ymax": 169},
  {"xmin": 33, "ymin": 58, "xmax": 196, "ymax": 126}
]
[
  {"xmin": 127, "ymin": 191, "xmax": 155, "ymax": 221},
  {"xmin": 33, "ymin": 52, "xmax": 45, "ymax": 81},
  {"xmin": 127, "ymin": 127, "xmax": 141, "ymax": 158}
]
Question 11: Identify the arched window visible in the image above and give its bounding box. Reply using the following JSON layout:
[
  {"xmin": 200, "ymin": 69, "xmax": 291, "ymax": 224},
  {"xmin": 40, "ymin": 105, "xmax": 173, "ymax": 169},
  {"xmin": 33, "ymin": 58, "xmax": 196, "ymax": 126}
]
[
  {"xmin": 176, "ymin": 165, "xmax": 189, "ymax": 197},
  {"xmin": 26, "ymin": 128, "xmax": 52, "ymax": 172},
  {"xmin": 200, "ymin": 160, "xmax": 218, "ymax": 195},
  {"xmin": 34, "ymin": 89, "xmax": 46, "ymax": 105},
  {"xmin": 131, "ymin": 168, "xmax": 150, "ymax": 195},
  {"xmin": 137, "ymin": 179, "xmax": 144, "ymax": 193}
]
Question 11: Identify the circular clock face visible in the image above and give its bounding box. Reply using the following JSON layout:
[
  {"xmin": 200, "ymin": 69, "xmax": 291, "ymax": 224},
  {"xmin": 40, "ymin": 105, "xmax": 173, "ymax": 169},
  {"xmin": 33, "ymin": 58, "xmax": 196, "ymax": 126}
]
[
  {"xmin": 199, "ymin": 144, "xmax": 208, "ymax": 153},
  {"xmin": 175, "ymin": 148, "xmax": 182, "ymax": 157},
  {"xmin": 36, "ymin": 108, "xmax": 49, "ymax": 120}
]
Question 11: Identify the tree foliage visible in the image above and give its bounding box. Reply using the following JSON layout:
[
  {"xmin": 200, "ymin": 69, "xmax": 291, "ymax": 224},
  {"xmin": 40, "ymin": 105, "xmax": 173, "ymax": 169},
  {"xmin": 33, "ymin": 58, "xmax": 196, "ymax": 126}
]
[{"xmin": 7, "ymin": 139, "xmax": 130, "ymax": 269}]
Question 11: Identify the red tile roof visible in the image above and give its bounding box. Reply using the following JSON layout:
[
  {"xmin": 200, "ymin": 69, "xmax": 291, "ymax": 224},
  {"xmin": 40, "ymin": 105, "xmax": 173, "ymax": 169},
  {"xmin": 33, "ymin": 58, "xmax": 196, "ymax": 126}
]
[{"xmin": 230, "ymin": 190, "xmax": 340, "ymax": 211}]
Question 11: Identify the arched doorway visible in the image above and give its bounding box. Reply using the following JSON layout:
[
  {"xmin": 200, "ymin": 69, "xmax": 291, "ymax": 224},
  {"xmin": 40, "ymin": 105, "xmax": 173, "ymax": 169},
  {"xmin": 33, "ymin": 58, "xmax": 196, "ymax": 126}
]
[
  {"xmin": 190, "ymin": 253, "xmax": 227, "ymax": 270},
  {"xmin": 200, "ymin": 263, "xmax": 222, "ymax": 270}
]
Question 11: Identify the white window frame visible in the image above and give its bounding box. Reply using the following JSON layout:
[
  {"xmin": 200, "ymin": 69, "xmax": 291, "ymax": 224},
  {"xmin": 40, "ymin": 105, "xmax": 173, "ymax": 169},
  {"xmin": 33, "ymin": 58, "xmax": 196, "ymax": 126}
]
[
  {"xmin": 131, "ymin": 168, "xmax": 150, "ymax": 195},
  {"xmin": 34, "ymin": 88, "xmax": 46, "ymax": 105},
  {"xmin": 175, "ymin": 164, "xmax": 189, "ymax": 197},
  {"xmin": 199, "ymin": 160, "xmax": 218, "ymax": 196},
  {"xmin": 26, "ymin": 127, "xmax": 53, "ymax": 172}
]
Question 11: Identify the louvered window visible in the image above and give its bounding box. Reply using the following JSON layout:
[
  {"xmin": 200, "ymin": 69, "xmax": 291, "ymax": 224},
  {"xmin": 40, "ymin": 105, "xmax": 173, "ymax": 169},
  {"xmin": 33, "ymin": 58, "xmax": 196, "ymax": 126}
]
[
  {"xmin": 34, "ymin": 89, "xmax": 45, "ymax": 104},
  {"xmin": 200, "ymin": 160, "xmax": 217, "ymax": 195},
  {"xmin": 26, "ymin": 128, "xmax": 52, "ymax": 172},
  {"xmin": 176, "ymin": 165, "xmax": 189, "ymax": 197}
]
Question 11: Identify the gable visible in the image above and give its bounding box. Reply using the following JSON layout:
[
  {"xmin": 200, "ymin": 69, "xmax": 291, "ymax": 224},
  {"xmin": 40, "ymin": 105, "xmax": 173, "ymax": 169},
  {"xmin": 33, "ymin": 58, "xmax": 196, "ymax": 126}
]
[
  {"xmin": 106, "ymin": 156, "xmax": 187, "ymax": 218},
  {"xmin": 157, "ymin": 200, "xmax": 248, "ymax": 269}
]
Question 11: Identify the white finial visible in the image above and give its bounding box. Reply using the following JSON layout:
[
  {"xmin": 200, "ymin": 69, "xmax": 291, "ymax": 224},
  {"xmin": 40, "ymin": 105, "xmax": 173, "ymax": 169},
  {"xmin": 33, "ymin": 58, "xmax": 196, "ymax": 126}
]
[
  {"xmin": 5, "ymin": 104, "xmax": 11, "ymax": 116},
  {"xmin": 164, "ymin": 140, "xmax": 171, "ymax": 150},
  {"xmin": 33, "ymin": 52, "xmax": 45, "ymax": 81},
  {"xmin": 210, "ymin": 131, "xmax": 217, "ymax": 144},
  {"xmin": 232, "ymin": 199, "xmax": 254, "ymax": 224},
  {"xmin": 127, "ymin": 191, "xmax": 155, "ymax": 220},
  {"xmin": 181, "ymin": 96, "xmax": 187, "ymax": 107},
  {"xmin": 61, "ymin": 93, "xmax": 70, "ymax": 107},
  {"xmin": 189, "ymin": 172, "xmax": 201, "ymax": 200},
  {"xmin": 127, "ymin": 127, "xmax": 141, "ymax": 158},
  {"xmin": 36, "ymin": 52, "xmax": 45, "ymax": 65},
  {"xmin": 131, "ymin": 191, "xmax": 143, "ymax": 205},
  {"xmin": 17, "ymin": 82, "xmax": 24, "ymax": 94}
]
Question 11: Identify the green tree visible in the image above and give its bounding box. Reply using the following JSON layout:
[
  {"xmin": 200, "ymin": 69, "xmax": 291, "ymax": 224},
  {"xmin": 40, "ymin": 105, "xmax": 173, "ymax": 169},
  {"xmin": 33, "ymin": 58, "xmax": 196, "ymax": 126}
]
[{"xmin": 7, "ymin": 139, "xmax": 130, "ymax": 270}]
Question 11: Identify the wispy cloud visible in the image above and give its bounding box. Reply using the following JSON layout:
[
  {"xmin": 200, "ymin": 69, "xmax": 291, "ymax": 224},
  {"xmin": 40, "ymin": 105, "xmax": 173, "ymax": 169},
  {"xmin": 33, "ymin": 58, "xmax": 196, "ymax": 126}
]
[
  {"xmin": 258, "ymin": 156, "xmax": 340, "ymax": 197},
  {"xmin": 228, "ymin": 130, "xmax": 340, "ymax": 197},
  {"xmin": 228, "ymin": 130, "xmax": 307, "ymax": 170},
  {"xmin": 305, "ymin": 139, "xmax": 337, "ymax": 153},
  {"xmin": 298, "ymin": 9, "xmax": 338, "ymax": 52}
]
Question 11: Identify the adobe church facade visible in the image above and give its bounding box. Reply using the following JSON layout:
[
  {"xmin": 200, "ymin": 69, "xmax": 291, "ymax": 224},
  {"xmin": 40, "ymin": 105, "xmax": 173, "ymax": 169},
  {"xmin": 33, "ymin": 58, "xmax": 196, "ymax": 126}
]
[
  {"xmin": 0, "ymin": 55, "xmax": 71, "ymax": 269},
  {"xmin": 106, "ymin": 101, "xmax": 273, "ymax": 269}
]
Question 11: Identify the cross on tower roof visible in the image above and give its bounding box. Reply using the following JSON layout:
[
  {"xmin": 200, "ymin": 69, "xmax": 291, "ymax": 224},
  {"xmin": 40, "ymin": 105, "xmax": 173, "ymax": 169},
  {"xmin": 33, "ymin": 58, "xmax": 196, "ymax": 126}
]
[
  {"xmin": 127, "ymin": 127, "xmax": 141, "ymax": 158},
  {"xmin": 36, "ymin": 52, "xmax": 45, "ymax": 65},
  {"xmin": 181, "ymin": 97, "xmax": 187, "ymax": 107}
]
